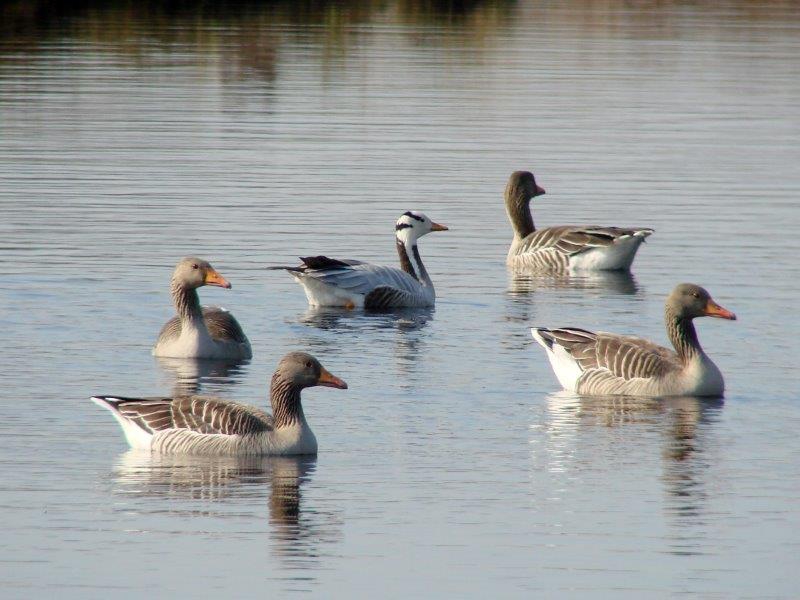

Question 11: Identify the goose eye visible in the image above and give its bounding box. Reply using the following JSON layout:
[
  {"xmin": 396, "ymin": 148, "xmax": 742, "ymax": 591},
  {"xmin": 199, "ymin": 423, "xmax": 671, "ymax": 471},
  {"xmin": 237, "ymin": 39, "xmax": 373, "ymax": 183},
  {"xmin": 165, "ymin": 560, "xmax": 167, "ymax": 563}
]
[
  {"xmin": 692, "ymin": 292, "xmax": 700, "ymax": 298},
  {"xmin": 192, "ymin": 264, "xmax": 199, "ymax": 270},
  {"xmin": 305, "ymin": 361, "xmax": 312, "ymax": 368}
]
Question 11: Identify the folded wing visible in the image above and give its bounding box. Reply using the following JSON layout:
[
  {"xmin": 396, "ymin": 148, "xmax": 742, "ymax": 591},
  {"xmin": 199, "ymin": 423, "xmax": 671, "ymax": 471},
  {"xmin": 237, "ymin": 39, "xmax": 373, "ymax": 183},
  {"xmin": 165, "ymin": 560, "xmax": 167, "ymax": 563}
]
[
  {"xmin": 94, "ymin": 395, "xmax": 272, "ymax": 436},
  {"xmin": 536, "ymin": 327, "xmax": 678, "ymax": 381}
]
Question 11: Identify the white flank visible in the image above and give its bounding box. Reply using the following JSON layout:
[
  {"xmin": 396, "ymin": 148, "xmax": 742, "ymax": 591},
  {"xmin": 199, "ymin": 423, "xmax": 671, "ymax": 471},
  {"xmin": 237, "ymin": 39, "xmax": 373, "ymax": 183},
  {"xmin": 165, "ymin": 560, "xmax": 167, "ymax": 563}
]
[
  {"xmin": 530, "ymin": 328, "xmax": 583, "ymax": 392},
  {"xmin": 293, "ymin": 274, "xmax": 364, "ymax": 308},
  {"xmin": 91, "ymin": 397, "xmax": 153, "ymax": 450},
  {"xmin": 568, "ymin": 234, "xmax": 648, "ymax": 271}
]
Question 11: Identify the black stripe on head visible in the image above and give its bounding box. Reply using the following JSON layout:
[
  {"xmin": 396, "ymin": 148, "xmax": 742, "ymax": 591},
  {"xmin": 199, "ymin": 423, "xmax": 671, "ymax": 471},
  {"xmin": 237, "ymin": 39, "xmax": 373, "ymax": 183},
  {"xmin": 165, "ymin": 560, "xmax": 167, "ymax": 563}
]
[
  {"xmin": 395, "ymin": 223, "xmax": 413, "ymax": 231},
  {"xmin": 402, "ymin": 211, "xmax": 425, "ymax": 222}
]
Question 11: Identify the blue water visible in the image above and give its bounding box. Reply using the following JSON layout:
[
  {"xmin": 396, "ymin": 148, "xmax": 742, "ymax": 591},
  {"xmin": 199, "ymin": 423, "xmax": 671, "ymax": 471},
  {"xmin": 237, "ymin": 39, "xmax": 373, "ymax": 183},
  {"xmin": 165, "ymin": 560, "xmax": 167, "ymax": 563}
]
[{"xmin": 1, "ymin": 1, "xmax": 799, "ymax": 597}]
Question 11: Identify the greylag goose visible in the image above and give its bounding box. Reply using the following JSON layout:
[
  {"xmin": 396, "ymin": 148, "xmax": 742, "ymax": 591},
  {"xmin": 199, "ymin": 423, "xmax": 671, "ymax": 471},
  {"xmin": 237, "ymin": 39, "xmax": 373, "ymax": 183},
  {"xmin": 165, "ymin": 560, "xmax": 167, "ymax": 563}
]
[
  {"xmin": 531, "ymin": 284, "xmax": 736, "ymax": 397},
  {"xmin": 153, "ymin": 257, "xmax": 252, "ymax": 360},
  {"xmin": 505, "ymin": 171, "xmax": 653, "ymax": 271},
  {"xmin": 92, "ymin": 352, "xmax": 347, "ymax": 455},
  {"xmin": 269, "ymin": 211, "xmax": 448, "ymax": 308}
]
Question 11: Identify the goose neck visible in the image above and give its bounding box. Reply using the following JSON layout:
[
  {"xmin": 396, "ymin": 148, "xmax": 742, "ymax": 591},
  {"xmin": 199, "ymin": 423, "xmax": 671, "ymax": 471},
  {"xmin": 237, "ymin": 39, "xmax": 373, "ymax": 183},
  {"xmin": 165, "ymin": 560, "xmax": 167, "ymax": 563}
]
[
  {"xmin": 270, "ymin": 373, "xmax": 305, "ymax": 429},
  {"xmin": 395, "ymin": 235, "xmax": 432, "ymax": 286},
  {"xmin": 171, "ymin": 280, "xmax": 204, "ymax": 325},
  {"xmin": 665, "ymin": 307, "xmax": 702, "ymax": 363},
  {"xmin": 505, "ymin": 187, "xmax": 535, "ymax": 239}
]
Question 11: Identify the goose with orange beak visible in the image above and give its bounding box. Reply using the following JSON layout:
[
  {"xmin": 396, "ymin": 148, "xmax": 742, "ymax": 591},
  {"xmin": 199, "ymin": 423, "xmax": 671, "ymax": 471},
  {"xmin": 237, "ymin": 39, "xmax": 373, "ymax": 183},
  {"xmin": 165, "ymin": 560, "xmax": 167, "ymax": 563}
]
[
  {"xmin": 532, "ymin": 283, "xmax": 736, "ymax": 397},
  {"xmin": 92, "ymin": 352, "xmax": 346, "ymax": 455},
  {"xmin": 152, "ymin": 257, "xmax": 252, "ymax": 359},
  {"xmin": 269, "ymin": 211, "xmax": 448, "ymax": 309}
]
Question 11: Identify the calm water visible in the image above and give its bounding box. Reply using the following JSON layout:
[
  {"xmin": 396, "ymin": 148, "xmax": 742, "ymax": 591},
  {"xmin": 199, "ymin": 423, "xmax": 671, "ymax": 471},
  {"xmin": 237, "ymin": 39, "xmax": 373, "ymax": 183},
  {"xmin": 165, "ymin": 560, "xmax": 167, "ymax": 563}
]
[{"xmin": 1, "ymin": 1, "xmax": 799, "ymax": 597}]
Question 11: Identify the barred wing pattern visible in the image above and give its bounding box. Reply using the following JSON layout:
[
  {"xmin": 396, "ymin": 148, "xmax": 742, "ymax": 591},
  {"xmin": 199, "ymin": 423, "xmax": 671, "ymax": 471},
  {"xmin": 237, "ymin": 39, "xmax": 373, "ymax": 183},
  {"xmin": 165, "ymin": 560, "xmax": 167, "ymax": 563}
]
[
  {"xmin": 97, "ymin": 395, "xmax": 272, "ymax": 436},
  {"xmin": 511, "ymin": 226, "xmax": 653, "ymax": 270},
  {"xmin": 157, "ymin": 307, "xmax": 250, "ymax": 344},
  {"xmin": 363, "ymin": 286, "xmax": 418, "ymax": 309},
  {"xmin": 535, "ymin": 327, "xmax": 681, "ymax": 392}
]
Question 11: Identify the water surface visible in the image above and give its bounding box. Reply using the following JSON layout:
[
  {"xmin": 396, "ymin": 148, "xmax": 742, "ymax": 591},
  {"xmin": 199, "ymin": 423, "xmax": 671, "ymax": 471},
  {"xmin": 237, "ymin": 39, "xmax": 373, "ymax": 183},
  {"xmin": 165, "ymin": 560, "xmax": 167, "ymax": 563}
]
[{"xmin": 1, "ymin": 1, "xmax": 799, "ymax": 597}]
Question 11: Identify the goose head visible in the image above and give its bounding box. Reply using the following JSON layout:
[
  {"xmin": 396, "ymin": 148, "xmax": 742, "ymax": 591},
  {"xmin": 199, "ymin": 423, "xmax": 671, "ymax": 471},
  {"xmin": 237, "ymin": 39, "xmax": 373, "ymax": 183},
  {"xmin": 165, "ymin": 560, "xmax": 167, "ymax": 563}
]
[
  {"xmin": 668, "ymin": 283, "xmax": 736, "ymax": 320},
  {"xmin": 506, "ymin": 171, "xmax": 546, "ymax": 206},
  {"xmin": 172, "ymin": 257, "xmax": 231, "ymax": 290},
  {"xmin": 394, "ymin": 211, "xmax": 448, "ymax": 242},
  {"xmin": 277, "ymin": 352, "xmax": 348, "ymax": 390}
]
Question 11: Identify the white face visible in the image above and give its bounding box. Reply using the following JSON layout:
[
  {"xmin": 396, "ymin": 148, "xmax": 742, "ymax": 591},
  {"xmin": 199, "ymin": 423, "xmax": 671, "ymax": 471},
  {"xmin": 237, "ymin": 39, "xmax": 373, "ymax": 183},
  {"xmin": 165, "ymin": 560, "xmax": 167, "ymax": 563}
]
[{"xmin": 394, "ymin": 211, "xmax": 447, "ymax": 240}]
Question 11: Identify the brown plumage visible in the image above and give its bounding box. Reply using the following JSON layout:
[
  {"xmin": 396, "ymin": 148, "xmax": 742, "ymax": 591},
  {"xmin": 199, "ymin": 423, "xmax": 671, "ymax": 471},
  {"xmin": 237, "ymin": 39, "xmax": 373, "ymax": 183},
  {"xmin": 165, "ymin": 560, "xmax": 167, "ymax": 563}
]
[
  {"xmin": 505, "ymin": 171, "xmax": 653, "ymax": 271},
  {"xmin": 532, "ymin": 284, "xmax": 736, "ymax": 397},
  {"xmin": 152, "ymin": 257, "xmax": 252, "ymax": 359},
  {"xmin": 92, "ymin": 352, "xmax": 348, "ymax": 455}
]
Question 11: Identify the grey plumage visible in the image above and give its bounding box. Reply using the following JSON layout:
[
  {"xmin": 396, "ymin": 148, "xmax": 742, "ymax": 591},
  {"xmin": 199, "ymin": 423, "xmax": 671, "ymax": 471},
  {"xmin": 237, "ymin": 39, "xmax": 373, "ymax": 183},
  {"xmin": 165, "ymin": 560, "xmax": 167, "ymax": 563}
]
[
  {"xmin": 504, "ymin": 171, "xmax": 653, "ymax": 271},
  {"xmin": 532, "ymin": 284, "xmax": 736, "ymax": 397},
  {"xmin": 269, "ymin": 212, "xmax": 448, "ymax": 308},
  {"xmin": 98, "ymin": 395, "xmax": 272, "ymax": 436},
  {"xmin": 93, "ymin": 352, "xmax": 347, "ymax": 455},
  {"xmin": 152, "ymin": 257, "xmax": 252, "ymax": 359},
  {"xmin": 157, "ymin": 307, "xmax": 250, "ymax": 345},
  {"xmin": 511, "ymin": 225, "xmax": 654, "ymax": 271}
]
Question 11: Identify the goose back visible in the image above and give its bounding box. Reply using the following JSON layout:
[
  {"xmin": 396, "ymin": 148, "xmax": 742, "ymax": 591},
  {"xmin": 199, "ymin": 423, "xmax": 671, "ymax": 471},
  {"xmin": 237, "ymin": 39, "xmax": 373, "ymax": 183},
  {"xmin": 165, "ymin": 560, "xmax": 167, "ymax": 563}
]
[{"xmin": 157, "ymin": 307, "xmax": 250, "ymax": 346}]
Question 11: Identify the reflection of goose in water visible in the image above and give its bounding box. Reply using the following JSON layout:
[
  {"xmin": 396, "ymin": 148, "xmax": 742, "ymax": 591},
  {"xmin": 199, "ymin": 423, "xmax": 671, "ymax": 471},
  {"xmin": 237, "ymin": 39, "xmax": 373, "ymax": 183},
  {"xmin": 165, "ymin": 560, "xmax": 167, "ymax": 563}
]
[
  {"xmin": 297, "ymin": 306, "xmax": 433, "ymax": 333},
  {"xmin": 508, "ymin": 269, "xmax": 640, "ymax": 297},
  {"xmin": 112, "ymin": 452, "xmax": 341, "ymax": 559},
  {"xmin": 296, "ymin": 306, "xmax": 434, "ymax": 378},
  {"xmin": 155, "ymin": 356, "xmax": 249, "ymax": 396},
  {"xmin": 539, "ymin": 392, "xmax": 723, "ymax": 537},
  {"xmin": 503, "ymin": 271, "xmax": 639, "ymax": 352}
]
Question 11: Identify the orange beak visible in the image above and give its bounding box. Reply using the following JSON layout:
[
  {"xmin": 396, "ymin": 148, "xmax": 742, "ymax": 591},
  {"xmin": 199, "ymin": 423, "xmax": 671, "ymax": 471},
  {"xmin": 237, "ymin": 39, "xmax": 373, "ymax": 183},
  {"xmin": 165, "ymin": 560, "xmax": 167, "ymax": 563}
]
[
  {"xmin": 204, "ymin": 268, "xmax": 232, "ymax": 289},
  {"xmin": 704, "ymin": 299, "xmax": 736, "ymax": 320},
  {"xmin": 430, "ymin": 222, "xmax": 449, "ymax": 232},
  {"xmin": 318, "ymin": 367, "xmax": 348, "ymax": 389}
]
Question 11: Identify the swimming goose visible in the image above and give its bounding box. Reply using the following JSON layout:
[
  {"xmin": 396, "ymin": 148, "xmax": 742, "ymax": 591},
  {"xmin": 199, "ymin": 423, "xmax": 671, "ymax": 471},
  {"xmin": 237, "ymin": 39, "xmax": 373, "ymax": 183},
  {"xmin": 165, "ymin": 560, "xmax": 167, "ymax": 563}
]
[
  {"xmin": 531, "ymin": 284, "xmax": 736, "ymax": 397},
  {"xmin": 505, "ymin": 171, "xmax": 654, "ymax": 271},
  {"xmin": 153, "ymin": 257, "xmax": 252, "ymax": 360},
  {"xmin": 92, "ymin": 352, "xmax": 347, "ymax": 455},
  {"xmin": 269, "ymin": 211, "xmax": 448, "ymax": 308}
]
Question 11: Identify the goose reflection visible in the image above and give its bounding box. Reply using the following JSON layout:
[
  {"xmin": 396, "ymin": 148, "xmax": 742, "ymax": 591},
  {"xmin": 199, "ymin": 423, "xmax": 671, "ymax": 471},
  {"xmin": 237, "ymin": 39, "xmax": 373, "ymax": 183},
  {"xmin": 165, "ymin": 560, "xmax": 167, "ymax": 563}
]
[
  {"xmin": 295, "ymin": 306, "xmax": 433, "ymax": 378},
  {"xmin": 155, "ymin": 356, "xmax": 249, "ymax": 396},
  {"xmin": 112, "ymin": 452, "xmax": 341, "ymax": 560},
  {"xmin": 504, "ymin": 271, "xmax": 640, "ymax": 350},
  {"xmin": 509, "ymin": 269, "xmax": 641, "ymax": 297},
  {"xmin": 539, "ymin": 392, "xmax": 723, "ymax": 545},
  {"xmin": 297, "ymin": 306, "xmax": 433, "ymax": 332}
]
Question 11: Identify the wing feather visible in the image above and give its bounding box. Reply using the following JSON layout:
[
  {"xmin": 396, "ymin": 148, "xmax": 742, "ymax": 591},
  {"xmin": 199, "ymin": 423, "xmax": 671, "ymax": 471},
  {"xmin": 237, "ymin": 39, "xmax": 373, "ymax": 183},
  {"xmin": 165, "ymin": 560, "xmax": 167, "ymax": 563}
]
[
  {"xmin": 543, "ymin": 327, "xmax": 679, "ymax": 381},
  {"xmin": 363, "ymin": 286, "xmax": 417, "ymax": 309},
  {"xmin": 155, "ymin": 307, "xmax": 249, "ymax": 345},
  {"xmin": 288, "ymin": 256, "xmax": 423, "ymax": 297},
  {"xmin": 107, "ymin": 396, "xmax": 272, "ymax": 436},
  {"xmin": 516, "ymin": 226, "xmax": 654, "ymax": 258}
]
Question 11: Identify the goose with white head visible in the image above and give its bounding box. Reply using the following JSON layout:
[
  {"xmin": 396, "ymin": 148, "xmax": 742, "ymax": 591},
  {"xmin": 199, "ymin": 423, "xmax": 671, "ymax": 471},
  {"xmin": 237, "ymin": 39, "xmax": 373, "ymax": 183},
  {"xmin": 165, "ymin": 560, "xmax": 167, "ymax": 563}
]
[
  {"xmin": 505, "ymin": 171, "xmax": 654, "ymax": 271},
  {"xmin": 532, "ymin": 284, "xmax": 736, "ymax": 397},
  {"xmin": 270, "ymin": 211, "xmax": 448, "ymax": 309},
  {"xmin": 152, "ymin": 257, "xmax": 252, "ymax": 360},
  {"xmin": 92, "ymin": 352, "xmax": 347, "ymax": 455}
]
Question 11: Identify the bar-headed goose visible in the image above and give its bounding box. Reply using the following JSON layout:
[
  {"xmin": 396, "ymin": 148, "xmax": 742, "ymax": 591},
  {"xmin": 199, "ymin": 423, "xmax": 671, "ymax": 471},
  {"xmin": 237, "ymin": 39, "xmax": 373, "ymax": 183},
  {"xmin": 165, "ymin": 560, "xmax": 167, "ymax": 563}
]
[
  {"xmin": 92, "ymin": 352, "xmax": 347, "ymax": 455},
  {"xmin": 270, "ymin": 211, "xmax": 448, "ymax": 308},
  {"xmin": 153, "ymin": 257, "xmax": 252, "ymax": 360},
  {"xmin": 532, "ymin": 284, "xmax": 736, "ymax": 397},
  {"xmin": 505, "ymin": 171, "xmax": 653, "ymax": 271}
]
